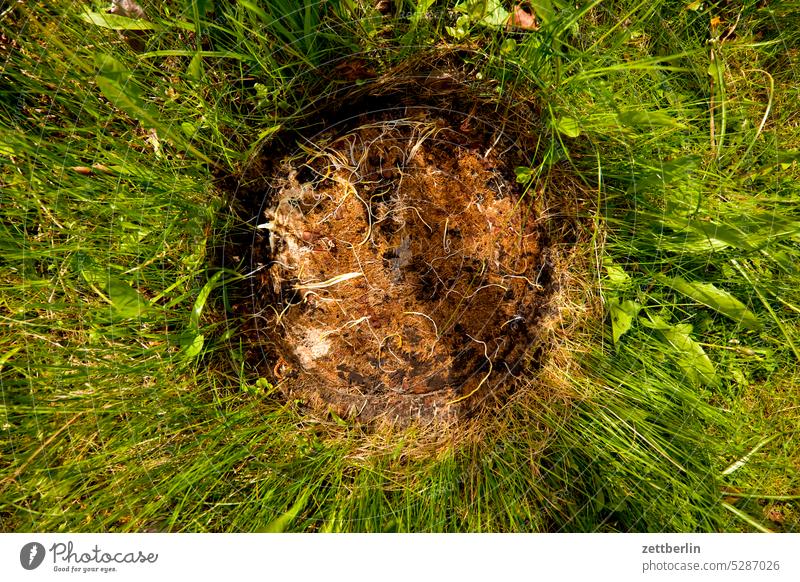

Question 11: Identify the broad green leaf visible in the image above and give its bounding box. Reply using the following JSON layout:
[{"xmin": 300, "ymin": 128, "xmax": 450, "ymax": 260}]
[
  {"xmin": 514, "ymin": 166, "xmax": 533, "ymax": 184},
  {"xmin": 655, "ymin": 209, "xmax": 800, "ymax": 255},
  {"xmin": 187, "ymin": 53, "xmax": 203, "ymax": 82},
  {"xmin": 609, "ymin": 297, "xmax": 641, "ymax": 346},
  {"xmin": 190, "ymin": 270, "xmax": 226, "ymax": 330},
  {"xmin": 446, "ymin": 15, "xmax": 472, "ymax": 39},
  {"xmin": 181, "ymin": 333, "xmax": 205, "ymax": 359},
  {"xmin": 657, "ymin": 274, "xmax": 762, "ymax": 330},
  {"xmin": 95, "ymin": 53, "xmax": 129, "ymax": 82},
  {"xmin": 0, "ymin": 346, "xmax": 22, "ymax": 371},
  {"xmin": 455, "ymin": 0, "xmax": 509, "ymax": 27},
  {"xmin": 95, "ymin": 54, "xmax": 160, "ymax": 128},
  {"xmin": 652, "ymin": 214, "xmax": 755, "ymax": 253},
  {"xmin": 107, "ymin": 278, "xmax": 149, "ymax": 318},
  {"xmin": 415, "ymin": 0, "xmax": 437, "ymax": 16},
  {"xmin": 0, "ymin": 139, "xmax": 15, "ymax": 157},
  {"xmin": 263, "ymin": 489, "xmax": 311, "ymax": 533},
  {"xmin": 646, "ymin": 315, "xmax": 719, "ymax": 388},
  {"xmin": 254, "ymin": 83, "xmax": 270, "ymax": 100},
  {"xmin": 79, "ymin": 10, "xmax": 160, "ymax": 30},
  {"xmin": 529, "ymin": 0, "xmax": 554, "ymax": 24},
  {"xmin": 77, "ymin": 256, "xmax": 149, "ymax": 318},
  {"xmin": 500, "ymin": 38, "xmax": 517, "ymax": 55},
  {"xmin": 617, "ymin": 109, "xmax": 687, "ymax": 130},
  {"xmin": 685, "ymin": 220, "xmax": 752, "ymax": 251},
  {"xmin": 628, "ymin": 156, "xmax": 700, "ymax": 194},
  {"xmin": 191, "ymin": 0, "xmax": 212, "ymax": 18},
  {"xmin": 707, "ymin": 56, "xmax": 724, "ymax": 82},
  {"xmin": 604, "ymin": 259, "xmax": 631, "ymax": 288},
  {"xmin": 555, "ymin": 116, "xmax": 581, "ymax": 138},
  {"xmin": 181, "ymin": 122, "xmax": 197, "ymax": 138}
]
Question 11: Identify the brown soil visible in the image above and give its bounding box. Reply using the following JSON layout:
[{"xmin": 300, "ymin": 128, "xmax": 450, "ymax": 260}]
[{"xmin": 252, "ymin": 111, "xmax": 560, "ymax": 424}]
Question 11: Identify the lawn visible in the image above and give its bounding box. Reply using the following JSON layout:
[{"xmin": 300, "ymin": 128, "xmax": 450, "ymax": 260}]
[{"xmin": 1, "ymin": 0, "xmax": 798, "ymax": 532}]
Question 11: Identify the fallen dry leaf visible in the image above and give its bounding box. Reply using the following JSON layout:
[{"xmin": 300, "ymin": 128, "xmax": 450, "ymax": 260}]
[
  {"xmin": 109, "ymin": 0, "xmax": 145, "ymax": 19},
  {"xmin": 374, "ymin": 0, "xmax": 392, "ymax": 15},
  {"xmin": 507, "ymin": 5, "xmax": 539, "ymax": 30},
  {"xmin": 146, "ymin": 128, "xmax": 162, "ymax": 158},
  {"xmin": 70, "ymin": 164, "xmax": 114, "ymax": 175},
  {"xmin": 764, "ymin": 506, "xmax": 785, "ymax": 524},
  {"xmin": 109, "ymin": 0, "xmax": 147, "ymax": 51}
]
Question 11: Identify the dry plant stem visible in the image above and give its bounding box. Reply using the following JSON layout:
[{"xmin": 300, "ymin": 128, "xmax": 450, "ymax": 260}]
[
  {"xmin": 293, "ymin": 271, "xmax": 363, "ymax": 290},
  {"xmin": 710, "ymin": 47, "xmax": 717, "ymax": 152}
]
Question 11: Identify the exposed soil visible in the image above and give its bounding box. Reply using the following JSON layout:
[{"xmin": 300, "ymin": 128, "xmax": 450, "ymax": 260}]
[
  {"xmin": 247, "ymin": 110, "xmax": 560, "ymax": 424},
  {"xmin": 211, "ymin": 55, "xmax": 586, "ymax": 426}
]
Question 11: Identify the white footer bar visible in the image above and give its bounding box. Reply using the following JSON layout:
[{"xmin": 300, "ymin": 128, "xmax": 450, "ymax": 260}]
[{"xmin": 2, "ymin": 533, "xmax": 798, "ymax": 582}]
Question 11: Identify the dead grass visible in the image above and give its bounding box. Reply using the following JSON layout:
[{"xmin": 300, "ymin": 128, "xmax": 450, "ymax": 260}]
[{"xmin": 225, "ymin": 66, "xmax": 600, "ymax": 439}]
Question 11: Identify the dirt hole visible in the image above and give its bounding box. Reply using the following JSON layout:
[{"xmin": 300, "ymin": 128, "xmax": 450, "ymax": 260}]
[{"xmin": 223, "ymin": 68, "xmax": 581, "ymax": 426}]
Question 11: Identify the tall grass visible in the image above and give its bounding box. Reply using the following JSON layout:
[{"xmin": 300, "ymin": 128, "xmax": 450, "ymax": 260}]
[{"xmin": 1, "ymin": 0, "xmax": 798, "ymax": 532}]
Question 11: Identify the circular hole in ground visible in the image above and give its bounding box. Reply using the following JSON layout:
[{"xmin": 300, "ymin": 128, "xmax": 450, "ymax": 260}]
[{"xmin": 222, "ymin": 61, "xmax": 586, "ymax": 427}]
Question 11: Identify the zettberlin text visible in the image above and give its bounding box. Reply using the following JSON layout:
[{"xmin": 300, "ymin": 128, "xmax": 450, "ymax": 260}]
[{"xmin": 642, "ymin": 543, "xmax": 701, "ymax": 554}]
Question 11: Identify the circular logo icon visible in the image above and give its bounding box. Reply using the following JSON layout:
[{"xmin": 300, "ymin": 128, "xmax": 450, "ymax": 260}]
[{"xmin": 20, "ymin": 542, "xmax": 46, "ymax": 570}]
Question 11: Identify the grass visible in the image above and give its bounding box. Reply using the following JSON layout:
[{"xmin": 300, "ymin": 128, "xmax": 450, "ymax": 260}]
[{"xmin": 1, "ymin": 0, "xmax": 798, "ymax": 532}]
